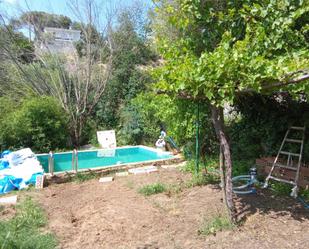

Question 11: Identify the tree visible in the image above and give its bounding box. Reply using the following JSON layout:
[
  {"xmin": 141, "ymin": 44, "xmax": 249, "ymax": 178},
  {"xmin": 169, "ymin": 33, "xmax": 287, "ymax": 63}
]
[
  {"xmin": 152, "ymin": 0, "xmax": 309, "ymax": 221},
  {"xmin": 0, "ymin": 0, "xmax": 118, "ymax": 146},
  {"xmin": 11, "ymin": 11, "xmax": 72, "ymax": 41},
  {"xmin": 0, "ymin": 25, "xmax": 34, "ymax": 63},
  {"xmin": 95, "ymin": 7, "xmax": 156, "ymax": 129}
]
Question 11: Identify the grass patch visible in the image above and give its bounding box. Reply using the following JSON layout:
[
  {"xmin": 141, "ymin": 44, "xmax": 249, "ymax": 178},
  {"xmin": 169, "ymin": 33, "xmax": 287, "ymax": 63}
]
[
  {"xmin": 0, "ymin": 197, "xmax": 57, "ymax": 249},
  {"xmin": 165, "ymin": 183, "xmax": 183, "ymax": 196},
  {"xmin": 186, "ymin": 173, "xmax": 220, "ymax": 188},
  {"xmin": 198, "ymin": 214, "xmax": 235, "ymax": 236},
  {"xmin": 138, "ymin": 183, "xmax": 166, "ymax": 196}
]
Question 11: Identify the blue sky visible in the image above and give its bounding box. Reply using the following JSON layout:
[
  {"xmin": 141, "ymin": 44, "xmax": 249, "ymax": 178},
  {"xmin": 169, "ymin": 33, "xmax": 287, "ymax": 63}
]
[
  {"xmin": 1, "ymin": 0, "xmax": 152, "ymax": 22},
  {"xmin": 1, "ymin": 0, "xmax": 153, "ymax": 38}
]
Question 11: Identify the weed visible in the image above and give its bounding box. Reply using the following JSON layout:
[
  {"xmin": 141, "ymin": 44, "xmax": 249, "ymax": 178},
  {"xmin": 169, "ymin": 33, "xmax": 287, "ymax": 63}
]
[
  {"xmin": 73, "ymin": 171, "xmax": 97, "ymax": 183},
  {"xmin": 186, "ymin": 173, "xmax": 220, "ymax": 188},
  {"xmin": 198, "ymin": 214, "xmax": 234, "ymax": 236},
  {"xmin": 138, "ymin": 183, "xmax": 166, "ymax": 196},
  {"xmin": 165, "ymin": 183, "xmax": 183, "ymax": 196},
  {"xmin": 0, "ymin": 197, "xmax": 57, "ymax": 249},
  {"xmin": 180, "ymin": 160, "xmax": 195, "ymax": 173},
  {"xmin": 270, "ymin": 182, "xmax": 291, "ymax": 196},
  {"xmin": 181, "ymin": 157, "xmax": 219, "ymax": 174},
  {"xmin": 269, "ymin": 182, "xmax": 309, "ymax": 201}
]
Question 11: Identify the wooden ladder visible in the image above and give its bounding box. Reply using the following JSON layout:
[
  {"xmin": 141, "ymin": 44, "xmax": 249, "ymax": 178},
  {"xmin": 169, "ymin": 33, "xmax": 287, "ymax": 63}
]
[{"xmin": 263, "ymin": 126, "xmax": 305, "ymax": 198}]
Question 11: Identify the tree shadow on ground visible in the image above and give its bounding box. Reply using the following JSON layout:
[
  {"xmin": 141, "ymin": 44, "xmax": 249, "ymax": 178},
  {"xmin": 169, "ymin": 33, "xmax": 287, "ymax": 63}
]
[{"xmin": 235, "ymin": 189, "xmax": 309, "ymax": 223}]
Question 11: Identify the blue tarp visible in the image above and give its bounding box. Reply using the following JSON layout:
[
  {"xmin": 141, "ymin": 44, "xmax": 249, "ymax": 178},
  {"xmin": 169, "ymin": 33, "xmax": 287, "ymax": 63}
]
[{"xmin": 0, "ymin": 149, "xmax": 44, "ymax": 195}]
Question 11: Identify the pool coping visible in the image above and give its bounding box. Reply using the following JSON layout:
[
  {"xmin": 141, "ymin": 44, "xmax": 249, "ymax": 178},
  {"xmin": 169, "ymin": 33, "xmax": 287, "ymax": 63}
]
[{"xmin": 38, "ymin": 145, "xmax": 182, "ymax": 176}]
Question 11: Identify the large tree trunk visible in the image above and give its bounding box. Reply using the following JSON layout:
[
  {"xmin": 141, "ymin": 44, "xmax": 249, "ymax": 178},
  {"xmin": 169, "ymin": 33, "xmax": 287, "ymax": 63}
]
[{"xmin": 211, "ymin": 105, "xmax": 236, "ymax": 222}]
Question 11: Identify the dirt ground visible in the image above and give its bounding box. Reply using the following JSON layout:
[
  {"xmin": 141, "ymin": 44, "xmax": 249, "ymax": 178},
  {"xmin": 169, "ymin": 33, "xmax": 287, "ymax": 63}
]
[{"xmin": 28, "ymin": 166, "xmax": 309, "ymax": 249}]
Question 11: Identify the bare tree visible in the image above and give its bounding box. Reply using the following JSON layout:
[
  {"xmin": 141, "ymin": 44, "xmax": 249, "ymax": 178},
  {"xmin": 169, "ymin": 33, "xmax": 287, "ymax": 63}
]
[{"xmin": 0, "ymin": 0, "xmax": 119, "ymax": 146}]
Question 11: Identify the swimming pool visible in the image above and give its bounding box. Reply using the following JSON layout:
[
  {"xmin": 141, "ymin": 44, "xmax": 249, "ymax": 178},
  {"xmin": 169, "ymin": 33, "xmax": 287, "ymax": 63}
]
[{"xmin": 37, "ymin": 146, "xmax": 174, "ymax": 174}]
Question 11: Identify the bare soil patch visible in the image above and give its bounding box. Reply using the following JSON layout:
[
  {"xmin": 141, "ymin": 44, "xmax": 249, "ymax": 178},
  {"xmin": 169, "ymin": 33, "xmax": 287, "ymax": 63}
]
[{"xmin": 29, "ymin": 167, "xmax": 308, "ymax": 249}]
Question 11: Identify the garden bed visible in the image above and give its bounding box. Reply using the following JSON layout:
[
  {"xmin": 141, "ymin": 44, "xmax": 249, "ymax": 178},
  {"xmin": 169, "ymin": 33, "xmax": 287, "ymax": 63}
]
[{"xmin": 25, "ymin": 165, "xmax": 309, "ymax": 249}]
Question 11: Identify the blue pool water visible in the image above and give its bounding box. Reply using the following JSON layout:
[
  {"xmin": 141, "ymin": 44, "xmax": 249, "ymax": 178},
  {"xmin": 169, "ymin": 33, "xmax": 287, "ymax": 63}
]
[{"xmin": 37, "ymin": 146, "xmax": 173, "ymax": 173}]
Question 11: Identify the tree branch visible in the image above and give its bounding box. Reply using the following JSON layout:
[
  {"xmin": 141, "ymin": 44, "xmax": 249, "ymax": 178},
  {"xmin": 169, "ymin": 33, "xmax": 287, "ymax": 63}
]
[{"xmin": 156, "ymin": 69, "xmax": 309, "ymax": 100}]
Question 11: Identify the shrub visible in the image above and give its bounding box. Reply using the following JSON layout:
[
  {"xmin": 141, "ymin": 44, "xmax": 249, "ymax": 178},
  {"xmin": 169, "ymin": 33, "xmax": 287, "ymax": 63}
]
[
  {"xmin": 0, "ymin": 197, "xmax": 57, "ymax": 249},
  {"xmin": 138, "ymin": 183, "xmax": 166, "ymax": 196},
  {"xmin": 0, "ymin": 96, "xmax": 69, "ymax": 153}
]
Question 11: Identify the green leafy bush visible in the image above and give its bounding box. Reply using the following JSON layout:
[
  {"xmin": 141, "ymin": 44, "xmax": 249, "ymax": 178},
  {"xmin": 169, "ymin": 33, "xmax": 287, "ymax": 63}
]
[
  {"xmin": 0, "ymin": 96, "xmax": 69, "ymax": 153},
  {"xmin": 138, "ymin": 183, "xmax": 166, "ymax": 196},
  {"xmin": 119, "ymin": 92, "xmax": 218, "ymax": 156},
  {"xmin": 230, "ymin": 93, "xmax": 309, "ymax": 162},
  {"xmin": 0, "ymin": 197, "xmax": 57, "ymax": 249}
]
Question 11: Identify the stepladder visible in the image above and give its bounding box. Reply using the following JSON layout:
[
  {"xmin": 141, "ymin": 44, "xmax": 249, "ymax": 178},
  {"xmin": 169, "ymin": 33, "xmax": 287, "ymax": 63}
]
[{"xmin": 263, "ymin": 126, "xmax": 306, "ymax": 198}]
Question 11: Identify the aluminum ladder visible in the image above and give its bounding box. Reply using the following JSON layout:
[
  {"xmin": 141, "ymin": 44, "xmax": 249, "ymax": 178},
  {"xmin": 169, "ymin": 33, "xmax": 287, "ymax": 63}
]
[{"xmin": 263, "ymin": 126, "xmax": 305, "ymax": 198}]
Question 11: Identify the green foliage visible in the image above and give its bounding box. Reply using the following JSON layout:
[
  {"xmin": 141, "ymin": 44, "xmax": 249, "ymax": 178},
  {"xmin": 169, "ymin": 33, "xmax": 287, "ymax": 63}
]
[
  {"xmin": 181, "ymin": 159, "xmax": 220, "ymax": 187},
  {"xmin": 0, "ymin": 26, "xmax": 34, "ymax": 64},
  {"xmin": 165, "ymin": 183, "xmax": 183, "ymax": 195},
  {"xmin": 187, "ymin": 173, "xmax": 220, "ymax": 187},
  {"xmin": 267, "ymin": 182, "xmax": 309, "ymax": 203},
  {"xmin": 0, "ymin": 96, "xmax": 69, "ymax": 152},
  {"xmin": 232, "ymin": 160, "xmax": 253, "ymax": 176},
  {"xmin": 0, "ymin": 197, "xmax": 57, "ymax": 249},
  {"xmin": 152, "ymin": 0, "xmax": 309, "ymax": 106},
  {"xmin": 14, "ymin": 11, "xmax": 72, "ymax": 32},
  {"xmin": 138, "ymin": 183, "xmax": 166, "ymax": 196},
  {"xmin": 95, "ymin": 8, "xmax": 156, "ymax": 136},
  {"xmin": 182, "ymin": 157, "xmax": 220, "ymax": 173},
  {"xmin": 119, "ymin": 92, "xmax": 218, "ymax": 155},
  {"xmin": 230, "ymin": 93, "xmax": 309, "ymax": 162},
  {"xmin": 198, "ymin": 214, "xmax": 235, "ymax": 236},
  {"xmin": 72, "ymin": 22, "xmax": 103, "ymax": 59}
]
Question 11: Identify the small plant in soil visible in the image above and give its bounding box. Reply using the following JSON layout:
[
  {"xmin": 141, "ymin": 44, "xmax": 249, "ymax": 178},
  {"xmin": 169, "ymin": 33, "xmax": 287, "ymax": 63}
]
[
  {"xmin": 165, "ymin": 183, "xmax": 183, "ymax": 196},
  {"xmin": 138, "ymin": 183, "xmax": 166, "ymax": 196},
  {"xmin": 198, "ymin": 214, "xmax": 235, "ymax": 236}
]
